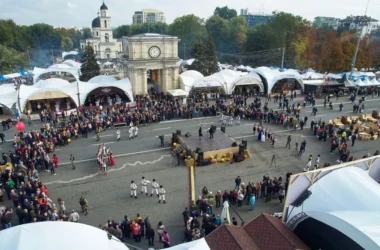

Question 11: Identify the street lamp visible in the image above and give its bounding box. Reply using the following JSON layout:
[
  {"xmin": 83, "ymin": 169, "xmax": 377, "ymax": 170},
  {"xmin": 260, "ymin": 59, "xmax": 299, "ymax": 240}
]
[{"xmin": 51, "ymin": 46, "xmax": 54, "ymax": 64}]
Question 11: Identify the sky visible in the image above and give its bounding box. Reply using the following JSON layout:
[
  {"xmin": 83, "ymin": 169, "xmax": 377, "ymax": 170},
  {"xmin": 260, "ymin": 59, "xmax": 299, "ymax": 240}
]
[{"xmin": 2, "ymin": 0, "xmax": 380, "ymax": 28}]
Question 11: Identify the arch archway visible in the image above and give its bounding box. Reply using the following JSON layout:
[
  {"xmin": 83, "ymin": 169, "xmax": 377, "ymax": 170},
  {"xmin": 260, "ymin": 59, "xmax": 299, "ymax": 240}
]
[
  {"xmin": 270, "ymin": 78, "xmax": 303, "ymax": 95},
  {"xmin": 24, "ymin": 91, "xmax": 77, "ymax": 114},
  {"xmin": 0, "ymin": 103, "xmax": 16, "ymax": 115},
  {"xmin": 34, "ymin": 69, "xmax": 80, "ymax": 83},
  {"xmin": 84, "ymin": 86, "xmax": 131, "ymax": 107}
]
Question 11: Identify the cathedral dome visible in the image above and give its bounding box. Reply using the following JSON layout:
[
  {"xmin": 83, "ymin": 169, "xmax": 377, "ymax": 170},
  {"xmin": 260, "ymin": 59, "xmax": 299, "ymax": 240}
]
[
  {"xmin": 92, "ymin": 17, "xmax": 100, "ymax": 28},
  {"xmin": 100, "ymin": 2, "xmax": 108, "ymax": 10}
]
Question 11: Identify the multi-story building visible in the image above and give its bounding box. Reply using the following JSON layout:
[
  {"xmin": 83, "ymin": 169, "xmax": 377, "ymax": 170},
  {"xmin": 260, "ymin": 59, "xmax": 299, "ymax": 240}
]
[
  {"xmin": 240, "ymin": 9, "xmax": 276, "ymax": 28},
  {"xmin": 313, "ymin": 16, "xmax": 340, "ymax": 30},
  {"xmin": 80, "ymin": 2, "xmax": 123, "ymax": 60},
  {"xmin": 338, "ymin": 15, "xmax": 379, "ymax": 36},
  {"xmin": 132, "ymin": 9, "xmax": 166, "ymax": 24}
]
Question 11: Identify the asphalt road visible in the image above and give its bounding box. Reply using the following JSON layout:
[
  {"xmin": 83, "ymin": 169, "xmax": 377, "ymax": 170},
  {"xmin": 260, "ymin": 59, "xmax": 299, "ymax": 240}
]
[{"xmin": 1, "ymin": 95, "xmax": 380, "ymax": 249}]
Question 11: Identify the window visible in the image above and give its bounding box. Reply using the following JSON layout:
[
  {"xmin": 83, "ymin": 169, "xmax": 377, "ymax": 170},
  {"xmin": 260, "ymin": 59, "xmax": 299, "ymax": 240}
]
[
  {"xmin": 96, "ymin": 31, "xmax": 99, "ymax": 36},
  {"xmin": 105, "ymin": 33, "xmax": 109, "ymax": 43},
  {"xmin": 104, "ymin": 20, "xmax": 107, "ymax": 28}
]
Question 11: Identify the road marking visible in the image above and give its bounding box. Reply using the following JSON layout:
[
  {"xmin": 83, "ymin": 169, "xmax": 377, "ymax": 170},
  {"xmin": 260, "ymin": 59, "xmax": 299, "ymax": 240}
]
[
  {"xmin": 155, "ymin": 134, "xmax": 172, "ymax": 137},
  {"xmin": 160, "ymin": 116, "xmax": 216, "ymax": 124},
  {"xmin": 153, "ymin": 127, "xmax": 171, "ymax": 131},
  {"xmin": 45, "ymin": 154, "xmax": 172, "ymax": 185},
  {"xmin": 92, "ymin": 134, "xmax": 113, "ymax": 138},
  {"xmin": 92, "ymin": 142, "xmax": 115, "ymax": 146},
  {"xmin": 233, "ymin": 129, "xmax": 294, "ymax": 139},
  {"xmin": 199, "ymin": 122, "xmax": 214, "ymax": 125},
  {"xmin": 58, "ymin": 147, "xmax": 172, "ymax": 165}
]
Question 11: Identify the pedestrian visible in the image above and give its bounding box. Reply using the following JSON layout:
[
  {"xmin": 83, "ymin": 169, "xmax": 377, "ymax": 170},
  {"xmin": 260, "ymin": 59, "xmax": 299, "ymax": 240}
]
[
  {"xmin": 95, "ymin": 127, "xmax": 100, "ymax": 141},
  {"xmin": 48, "ymin": 160, "xmax": 56, "ymax": 176},
  {"xmin": 285, "ymin": 135, "xmax": 291, "ymax": 149},
  {"xmin": 70, "ymin": 154, "xmax": 76, "ymax": 170},
  {"xmin": 58, "ymin": 198, "xmax": 66, "ymax": 214},
  {"xmin": 249, "ymin": 195, "xmax": 256, "ymax": 211},
  {"xmin": 133, "ymin": 126, "xmax": 138, "ymax": 138},
  {"xmin": 116, "ymin": 128, "xmax": 121, "ymax": 141},
  {"xmin": 69, "ymin": 210, "xmax": 80, "ymax": 222},
  {"xmin": 198, "ymin": 127, "xmax": 202, "ymax": 140},
  {"xmin": 161, "ymin": 231, "xmax": 171, "ymax": 248},
  {"xmin": 182, "ymin": 207, "xmax": 189, "ymax": 227},
  {"xmin": 159, "ymin": 185, "xmax": 166, "ymax": 204},
  {"xmin": 215, "ymin": 190, "xmax": 222, "ymax": 208},
  {"xmin": 304, "ymin": 155, "xmax": 312, "ymax": 172},
  {"xmin": 140, "ymin": 176, "xmax": 150, "ymax": 195},
  {"xmin": 159, "ymin": 135, "xmax": 164, "ymax": 147},
  {"xmin": 0, "ymin": 132, "xmax": 5, "ymax": 144},
  {"xmin": 146, "ymin": 224, "xmax": 155, "ymax": 246},
  {"xmin": 52, "ymin": 154, "xmax": 59, "ymax": 168},
  {"xmin": 157, "ymin": 221, "xmax": 165, "ymax": 243},
  {"xmin": 130, "ymin": 180, "xmax": 137, "ymax": 199},
  {"xmin": 314, "ymin": 155, "xmax": 320, "ymax": 170},
  {"xmin": 151, "ymin": 179, "xmax": 159, "ymax": 197},
  {"xmin": 351, "ymin": 134, "xmax": 356, "ymax": 147},
  {"xmin": 79, "ymin": 196, "xmax": 88, "ymax": 215},
  {"xmin": 278, "ymin": 188, "xmax": 285, "ymax": 204},
  {"xmin": 236, "ymin": 115, "xmax": 240, "ymax": 126},
  {"xmin": 129, "ymin": 126, "xmax": 133, "ymax": 140},
  {"xmin": 132, "ymin": 222, "xmax": 141, "ymax": 242},
  {"xmin": 101, "ymin": 161, "xmax": 107, "ymax": 175}
]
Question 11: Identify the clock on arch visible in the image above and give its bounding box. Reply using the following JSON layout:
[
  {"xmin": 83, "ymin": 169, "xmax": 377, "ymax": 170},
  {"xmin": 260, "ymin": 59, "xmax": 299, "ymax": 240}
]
[{"xmin": 148, "ymin": 46, "xmax": 161, "ymax": 58}]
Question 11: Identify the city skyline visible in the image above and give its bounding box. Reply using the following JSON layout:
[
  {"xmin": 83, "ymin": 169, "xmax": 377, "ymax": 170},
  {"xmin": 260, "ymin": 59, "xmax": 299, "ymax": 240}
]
[{"xmin": 1, "ymin": 0, "xmax": 379, "ymax": 27}]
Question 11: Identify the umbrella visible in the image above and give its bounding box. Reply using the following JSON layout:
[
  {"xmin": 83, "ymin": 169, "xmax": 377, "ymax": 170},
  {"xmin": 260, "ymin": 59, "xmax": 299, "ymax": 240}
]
[{"xmin": 221, "ymin": 200, "xmax": 231, "ymax": 225}]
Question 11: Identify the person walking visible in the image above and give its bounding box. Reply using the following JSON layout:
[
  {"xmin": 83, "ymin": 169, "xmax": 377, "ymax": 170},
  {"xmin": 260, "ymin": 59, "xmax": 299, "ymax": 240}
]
[
  {"xmin": 116, "ymin": 128, "xmax": 121, "ymax": 141},
  {"xmin": 198, "ymin": 127, "xmax": 202, "ymax": 140},
  {"xmin": 314, "ymin": 155, "xmax": 320, "ymax": 170},
  {"xmin": 285, "ymin": 135, "xmax": 291, "ymax": 149},
  {"xmin": 130, "ymin": 181, "xmax": 138, "ymax": 199},
  {"xmin": 249, "ymin": 194, "xmax": 256, "ymax": 211},
  {"xmin": 48, "ymin": 160, "xmax": 56, "ymax": 176},
  {"xmin": 351, "ymin": 134, "xmax": 356, "ymax": 147},
  {"xmin": 159, "ymin": 185, "xmax": 166, "ymax": 204},
  {"xmin": 161, "ymin": 231, "xmax": 171, "ymax": 248},
  {"xmin": 52, "ymin": 154, "xmax": 59, "ymax": 168},
  {"xmin": 69, "ymin": 210, "xmax": 80, "ymax": 222},
  {"xmin": 70, "ymin": 154, "xmax": 76, "ymax": 170},
  {"xmin": 79, "ymin": 196, "xmax": 88, "ymax": 215},
  {"xmin": 304, "ymin": 155, "xmax": 312, "ymax": 172},
  {"xmin": 146, "ymin": 224, "xmax": 155, "ymax": 246},
  {"xmin": 129, "ymin": 126, "xmax": 133, "ymax": 140},
  {"xmin": 151, "ymin": 179, "xmax": 159, "ymax": 197}
]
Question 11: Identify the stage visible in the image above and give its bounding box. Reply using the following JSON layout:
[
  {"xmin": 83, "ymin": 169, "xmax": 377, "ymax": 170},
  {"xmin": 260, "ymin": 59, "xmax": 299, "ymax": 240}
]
[{"xmin": 178, "ymin": 131, "xmax": 239, "ymax": 161}]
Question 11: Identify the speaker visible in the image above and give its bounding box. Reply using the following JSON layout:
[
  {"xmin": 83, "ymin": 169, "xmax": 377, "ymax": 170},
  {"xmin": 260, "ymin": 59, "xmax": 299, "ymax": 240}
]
[
  {"xmin": 186, "ymin": 148, "xmax": 192, "ymax": 156},
  {"xmin": 177, "ymin": 130, "xmax": 181, "ymax": 136},
  {"xmin": 185, "ymin": 132, "xmax": 191, "ymax": 137},
  {"xmin": 233, "ymin": 153, "xmax": 244, "ymax": 162},
  {"xmin": 239, "ymin": 145, "xmax": 245, "ymax": 155},
  {"xmin": 232, "ymin": 142, "xmax": 237, "ymax": 147},
  {"xmin": 211, "ymin": 125, "xmax": 217, "ymax": 133},
  {"xmin": 198, "ymin": 151, "xmax": 204, "ymax": 164},
  {"xmin": 195, "ymin": 147, "xmax": 202, "ymax": 153},
  {"xmin": 221, "ymin": 126, "xmax": 226, "ymax": 133},
  {"xmin": 242, "ymin": 140, "xmax": 247, "ymax": 150}
]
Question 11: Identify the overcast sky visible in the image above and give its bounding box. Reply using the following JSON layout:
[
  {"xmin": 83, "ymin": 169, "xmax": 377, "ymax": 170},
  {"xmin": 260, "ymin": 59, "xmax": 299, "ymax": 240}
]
[{"xmin": 2, "ymin": 0, "xmax": 379, "ymax": 28}]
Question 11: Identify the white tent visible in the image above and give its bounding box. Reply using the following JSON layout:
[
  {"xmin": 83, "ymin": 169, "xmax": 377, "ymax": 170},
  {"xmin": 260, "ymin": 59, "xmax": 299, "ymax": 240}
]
[
  {"xmin": 353, "ymin": 79, "xmax": 367, "ymax": 87},
  {"xmin": 371, "ymin": 78, "xmax": 380, "ymax": 86},
  {"xmin": 192, "ymin": 75, "xmax": 227, "ymax": 93},
  {"xmin": 33, "ymin": 67, "xmax": 80, "ymax": 83},
  {"xmin": 49, "ymin": 64, "xmax": 73, "ymax": 69},
  {"xmin": 3, "ymin": 73, "xmax": 22, "ymax": 79},
  {"xmin": 179, "ymin": 70, "xmax": 204, "ymax": 93},
  {"xmin": 228, "ymin": 72, "xmax": 264, "ymax": 94},
  {"xmin": 167, "ymin": 239, "xmax": 211, "ymax": 250},
  {"xmin": 168, "ymin": 89, "xmax": 189, "ymax": 97},
  {"xmin": 62, "ymin": 50, "xmax": 78, "ymax": 58},
  {"xmin": 88, "ymin": 75, "xmax": 118, "ymax": 83},
  {"xmin": 283, "ymin": 156, "xmax": 380, "ymax": 250},
  {"xmin": 327, "ymin": 73, "xmax": 342, "ymax": 80},
  {"xmin": 0, "ymin": 84, "xmax": 18, "ymax": 114},
  {"xmin": 362, "ymin": 78, "xmax": 372, "ymax": 86},
  {"xmin": 301, "ymin": 72, "xmax": 324, "ymax": 79},
  {"xmin": 0, "ymin": 221, "xmax": 130, "ymax": 250},
  {"xmin": 62, "ymin": 60, "xmax": 81, "ymax": 69},
  {"xmin": 252, "ymin": 67, "xmax": 304, "ymax": 94}
]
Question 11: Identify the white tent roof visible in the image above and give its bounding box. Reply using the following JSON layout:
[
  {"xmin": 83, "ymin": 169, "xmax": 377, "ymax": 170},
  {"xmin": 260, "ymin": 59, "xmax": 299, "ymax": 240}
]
[
  {"xmin": 364, "ymin": 72, "xmax": 376, "ymax": 77},
  {"xmin": 62, "ymin": 60, "xmax": 81, "ymax": 69},
  {"xmin": 88, "ymin": 75, "xmax": 118, "ymax": 83},
  {"xmin": 371, "ymin": 78, "xmax": 380, "ymax": 86},
  {"xmin": 3, "ymin": 73, "xmax": 22, "ymax": 79},
  {"xmin": 252, "ymin": 67, "xmax": 303, "ymax": 94},
  {"xmin": 228, "ymin": 72, "xmax": 264, "ymax": 94},
  {"xmin": 192, "ymin": 75, "xmax": 226, "ymax": 91},
  {"xmin": 285, "ymin": 167, "xmax": 380, "ymax": 249},
  {"xmin": 301, "ymin": 72, "xmax": 324, "ymax": 79},
  {"xmin": 0, "ymin": 221, "xmax": 130, "ymax": 250},
  {"xmin": 327, "ymin": 73, "xmax": 342, "ymax": 79},
  {"xmin": 33, "ymin": 67, "xmax": 80, "ymax": 83},
  {"xmin": 167, "ymin": 238, "xmax": 210, "ymax": 250},
  {"xmin": 49, "ymin": 64, "xmax": 73, "ymax": 69},
  {"xmin": 179, "ymin": 70, "xmax": 204, "ymax": 93},
  {"xmin": 19, "ymin": 77, "xmax": 134, "ymax": 112},
  {"xmin": 62, "ymin": 51, "xmax": 78, "ymax": 58},
  {"xmin": 0, "ymin": 84, "xmax": 17, "ymax": 113},
  {"xmin": 353, "ymin": 78, "xmax": 367, "ymax": 87}
]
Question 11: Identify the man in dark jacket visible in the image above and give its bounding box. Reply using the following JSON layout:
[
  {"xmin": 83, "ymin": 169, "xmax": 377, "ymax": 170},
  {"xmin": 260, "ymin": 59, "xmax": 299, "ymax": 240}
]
[{"xmin": 146, "ymin": 224, "xmax": 155, "ymax": 246}]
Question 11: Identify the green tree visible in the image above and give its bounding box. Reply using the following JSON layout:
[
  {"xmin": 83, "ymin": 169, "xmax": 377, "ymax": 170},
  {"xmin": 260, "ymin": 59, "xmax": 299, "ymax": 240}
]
[
  {"xmin": 189, "ymin": 34, "xmax": 219, "ymax": 76},
  {"xmin": 80, "ymin": 44, "xmax": 100, "ymax": 81},
  {"xmin": 114, "ymin": 25, "xmax": 131, "ymax": 38},
  {"xmin": 214, "ymin": 6, "xmax": 237, "ymax": 20},
  {"xmin": 60, "ymin": 36, "xmax": 73, "ymax": 51},
  {"xmin": 0, "ymin": 44, "xmax": 26, "ymax": 74},
  {"xmin": 169, "ymin": 15, "xmax": 207, "ymax": 58}
]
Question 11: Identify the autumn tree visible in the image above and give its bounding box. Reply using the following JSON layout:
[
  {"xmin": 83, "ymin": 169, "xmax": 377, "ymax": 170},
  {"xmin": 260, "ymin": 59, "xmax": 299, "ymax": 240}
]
[{"xmin": 319, "ymin": 30, "xmax": 345, "ymax": 72}]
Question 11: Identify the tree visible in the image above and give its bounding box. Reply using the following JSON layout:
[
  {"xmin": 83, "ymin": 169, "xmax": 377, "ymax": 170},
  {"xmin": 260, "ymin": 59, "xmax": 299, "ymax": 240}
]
[
  {"xmin": 319, "ymin": 30, "xmax": 345, "ymax": 72},
  {"xmin": 80, "ymin": 44, "xmax": 100, "ymax": 81},
  {"xmin": 189, "ymin": 34, "xmax": 219, "ymax": 76},
  {"xmin": 0, "ymin": 44, "xmax": 26, "ymax": 74},
  {"xmin": 214, "ymin": 6, "xmax": 237, "ymax": 20},
  {"xmin": 114, "ymin": 25, "xmax": 131, "ymax": 38},
  {"xmin": 169, "ymin": 15, "xmax": 207, "ymax": 58}
]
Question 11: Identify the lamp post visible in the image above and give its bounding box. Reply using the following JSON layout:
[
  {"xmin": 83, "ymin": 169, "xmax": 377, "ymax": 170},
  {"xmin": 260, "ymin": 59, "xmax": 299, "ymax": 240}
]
[
  {"xmin": 281, "ymin": 47, "xmax": 285, "ymax": 70},
  {"xmin": 349, "ymin": 16, "xmax": 369, "ymax": 80},
  {"xmin": 27, "ymin": 48, "xmax": 32, "ymax": 70},
  {"xmin": 51, "ymin": 46, "xmax": 54, "ymax": 64}
]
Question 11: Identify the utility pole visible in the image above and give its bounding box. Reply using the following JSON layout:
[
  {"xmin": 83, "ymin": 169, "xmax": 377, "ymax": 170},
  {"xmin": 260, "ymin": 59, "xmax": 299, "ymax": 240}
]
[
  {"xmin": 27, "ymin": 48, "xmax": 32, "ymax": 69},
  {"xmin": 51, "ymin": 46, "xmax": 54, "ymax": 64},
  {"xmin": 281, "ymin": 47, "xmax": 285, "ymax": 70},
  {"xmin": 349, "ymin": 16, "xmax": 369, "ymax": 80}
]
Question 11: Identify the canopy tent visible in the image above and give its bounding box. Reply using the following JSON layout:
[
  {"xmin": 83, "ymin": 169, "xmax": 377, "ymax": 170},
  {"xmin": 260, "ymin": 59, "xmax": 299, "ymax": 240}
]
[
  {"xmin": 179, "ymin": 70, "xmax": 204, "ymax": 93},
  {"xmin": 221, "ymin": 200, "xmax": 231, "ymax": 225},
  {"xmin": 19, "ymin": 77, "xmax": 134, "ymax": 113},
  {"xmin": 301, "ymin": 72, "xmax": 324, "ymax": 79},
  {"xmin": 3, "ymin": 73, "xmax": 22, "ymax": 79},
  {"xmin": 353, "ymin": 79, "xmax": 367, "ymax": 87},
  {"xmin": 228, "ymin": 72, "xmax": 264, "ymax": 94},
  {"xmin": 167, "ymin": 239, "xmax": 211, "ymax": 250},
  {"xmin": 371, "ymin": 78, "xmax": 380, "ymax": 86},
  {"xmin": 326, "ymin": 73, "xmax": 342, "ymax": 80},
  {"xmin": 88, "ymin": 75, "xmax": 118, "ymax": 83},
  {"xmin": 62, "ymin": 60, "xmax": 81, "ymax": 69},
  {"xmin": 0, "ymin": 84, "xmax": 18, "ymax": 114},
  {"xmin": 0, "ymin": 221, "xmax": 130, "ymax": 250},
  {"xmin": 33, "ymin": 67, "xmax": 80, "ymax": 83},
  {"xmin": 252, "ymin": 67, "xmax": 304, "ymax": 94},
  {"xmin": 62, "ymin": 50, "xmax": 79, "ymax": 59},
  {"xmin": 49, "ymin": 64, "xmax": 73, "ymax": 69},
  {"xmin": 283, "ymin": 156, "xmax": 380, "ymax": 250},
  {"xmin": 236, "ymin": 65, "xmax": 247, "ymax": 70},
  {"xmin": 191, "ymin": 75, "xmax": 227, "ymax": 94},
  {"xmin": 167, "ymin": 89, "xmax": 189, "ymax": 97}
]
